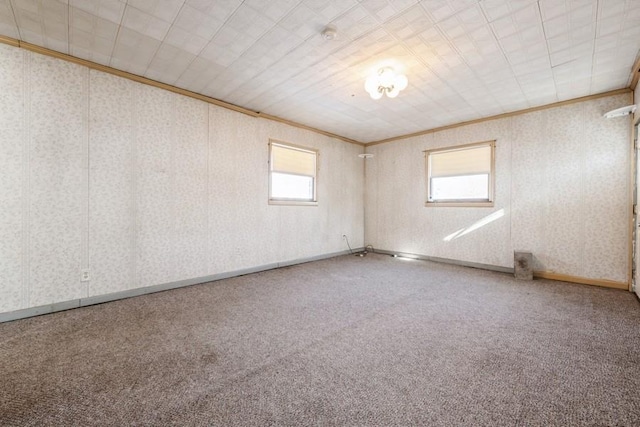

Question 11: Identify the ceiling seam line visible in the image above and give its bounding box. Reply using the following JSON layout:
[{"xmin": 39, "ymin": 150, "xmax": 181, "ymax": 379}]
[
  {"xmin": 173, "ymin": 0, "xmax": 247, "ymax": 86},
  {"xmin": 243, "ymin": 1, "xmax": 428, "ymax": 111},
  {"xmin": 141, "ymin": 0, "xmax": 188, "ymax": 80},
  {"xmin": 106, "ymin": 2, "xmax": 126, "ymax": 68},
  {"xmin": 589, "ymin": 0, "xmax": 599, "ymax": 93},
  {"xmin": 0, "ymin": 35, "xmax": 363, "ymax": 145},
  {"xmin": 8, "ymin": 0, "xmax": 22, "ymax": 41},
  {"xmin": 477, "ymin": 0, "xmax": 527, "ymax": 114},
  {"xmin": 537, "ymin": 0, "xmax": 558, "ymax": 103}
]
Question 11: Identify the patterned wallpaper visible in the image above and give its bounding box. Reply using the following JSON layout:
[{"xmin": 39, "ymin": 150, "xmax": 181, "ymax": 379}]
[
  {"xmin": 365, "ymin": 93, "xmax": 632, "ymax": 283},
  {"xmin": 635, "ymin": 83, "xmax": 640, "ymax": 125},
  {"xmin": 0, "ymin": 40, "xmax": 632, "ymax": 315},
  {"xmin": 634, "ymin": 84, "xmax": 640, "ymax": 298},
  {"xmin": 0, "ymin": 44, "xmax": 365, "ymax": 314},
  {"xmin": 0, "ymin": 44, "xmax": 24, "ymax": 312}
]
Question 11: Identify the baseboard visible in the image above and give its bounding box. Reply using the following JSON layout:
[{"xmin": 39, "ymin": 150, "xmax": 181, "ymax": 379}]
[
  {"xmin": 0, "ymin": 248, "xmax": 361, "ymax": 323},
  {"xmin": 373, "ymin": 249, "xmax": 514, "ymax": 274},
  {"xmin": 3, "ymin": 248, "xmax": 627, "ymax": 323},
  {"xmin": 373, "ymin": 249, "xmax": 629, "ymax": 290},
  {"xmin": 532, "ymin": 271, "xmax": 628, "ymax": 290}
]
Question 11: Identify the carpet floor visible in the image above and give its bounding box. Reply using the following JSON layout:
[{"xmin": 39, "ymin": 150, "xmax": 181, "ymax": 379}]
[{"xmin": 1, "ymin": 253, "xmax": 640, "ymax": 426}]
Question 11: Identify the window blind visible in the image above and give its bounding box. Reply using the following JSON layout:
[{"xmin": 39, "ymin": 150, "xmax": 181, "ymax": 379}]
[
  {"xmin": 429, "ymin": 144, "xmax": 491, "ymax": 177},
  {"xmin": 271, "ymin": 144, "xmax": 316, "ymax": 177}
]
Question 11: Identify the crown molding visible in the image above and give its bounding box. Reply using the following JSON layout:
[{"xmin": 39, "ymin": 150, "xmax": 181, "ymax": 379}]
[
  {"xmin": 366, "ymin": 88, "xmax": 632, "ymax": 146},
  {"xmin": 0, "ymin": 36, "xmax": 364, "ymax": 147},
  {"xmin": 0, "ymin": 35, "xmax": 632, "ymax": 149}
]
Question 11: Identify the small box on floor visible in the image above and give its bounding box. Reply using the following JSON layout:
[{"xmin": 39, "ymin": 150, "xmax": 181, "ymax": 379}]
[{"xmin": 514, "ymin": 251, "xmax": 533, "ymax": 280}]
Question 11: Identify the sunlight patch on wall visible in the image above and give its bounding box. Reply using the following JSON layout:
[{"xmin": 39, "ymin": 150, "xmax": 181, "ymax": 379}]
[{"xmin": 443, "ymin": 209, "xmax": 505, "ymax": 242}]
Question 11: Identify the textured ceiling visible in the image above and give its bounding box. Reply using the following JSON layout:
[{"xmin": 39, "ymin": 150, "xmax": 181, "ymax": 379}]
[{"xmin": 0, "ymin": 0, "xmax": 639, "ymax": 143}]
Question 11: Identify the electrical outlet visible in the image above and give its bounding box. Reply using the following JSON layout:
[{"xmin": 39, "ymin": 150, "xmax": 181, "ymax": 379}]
[{"xmin": 81, "ymin": 270, "xmax": 90, "ymax": 282}]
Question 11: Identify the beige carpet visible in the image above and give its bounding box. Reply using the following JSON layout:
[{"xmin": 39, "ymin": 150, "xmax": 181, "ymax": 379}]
[{"xmin": 1, "ymin": 253, "xmax": 639, "ymax": 426}]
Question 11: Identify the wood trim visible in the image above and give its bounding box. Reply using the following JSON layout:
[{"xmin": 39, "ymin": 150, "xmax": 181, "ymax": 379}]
[
  {"xmin": 424, "ymin": 202, "xmax": 494, "ymax": 207},
  {"xmin": 373, "ymin": 249, "xmax": 515, "ymax": 274},
  {"xmin": 424, "ymin": 140, "xmax": 495, "ymax": 207},
  {"xmin": 0, "ymin": 36, "xmax": 363, "ymax": 146},
  {"xmin": 0, "ymin": 35, "xmax": 20, "ymax": 47},
  {"xmin": 269, "ymin": 138, "xmax": 319, "ymax": 153},
  {"xmin": 533, "ymin": 271, "xmax": 628, "ymax": 290},
  {"xmin": 268, "ymin": 139, "xmax": 319, "ymax": 205},
  {"xmin": 367, "ymin": 88, "xmax": 633, "ymax": 146},
  {"xmin": 629, "ymin": 54, "xmax": 640, "ymax": 90},
  {"xmin": 0, "ymin": 35, "xmax": 629, "ymax": 149},
  {"xmin": 630, "ymin": 116, "xmax": 639, "ymax": 292},
  {"xmin": 268, "ymin": 200, "xmax": 319, "ymax": 206},
  {"xmin": 0, "ymin": 249, "xmax": 357, "ymax": 323},
  {"xmin": 19, "ymin": 41, "xmax": 259, "ymax": 117},
  {"xmin": 421, "ymin": 139, "xmax": 496, "ymax": 153},
  {"xmin": 260, "ymin": 113, "xmax": 363, "ymax": 146},
  {"xmin": 375, "ymin": 248, "xmax": 628, "ymax": 291}
]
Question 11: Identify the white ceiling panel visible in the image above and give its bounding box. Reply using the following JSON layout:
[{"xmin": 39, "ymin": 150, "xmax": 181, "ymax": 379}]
[
  {"xmin": 69, "ymin": 6, "xmax": 117, "ymax": 64},
  {"xmin": 421, "ymin": 0, "xmax": 478, "ymax": 23},
  {"xmin": 145, "ymin": 42, "xmax": 196, "ymax": 84},
  {"xmin": 173, "ymin": 5, "xmax": 222, "ymax": 41},
  {"xmin": 226, "ymin": 3, "xmax": 275, "ymax": 40},
  {"xmin": 303, "ymin": 0, "xmax": 359, "ymax": 22},
  {"xmin": 127, "ymin": 0, "xmax": 183, "ymax": 23},
  {"xmin": 70, "ymin": 6, "xmax": 117, "ymax": 39},
  {"xmin": 0, "ymin": 0, "xmax": 638, "ymax": 143},
  {"xmin": 12, "ymin": 0, "xmax": 69, "ymax": 52},
  {"xmin": 362, "ymin": 0, "xmax": 392, "ymax": 21},
  {"xmin": 121, "ymin": 3, "xmax": 170, "ymax": 41},
  {"xmin": 110, "ymin": 25, "xmax": 160, "ymax": 74},
  {"xmin": 244, "ymin": 0, "xmax": 299, "ymax": 22},
  {"xmin": 481, "ymin": 0, "xmax": 537, "ymax": 21},
  {"xmin": 163, "ymin": 24, "xmax": 208, "ymax": 56},
  {"xmin": 174, "ymin": 56, "xmax": 226, "ymax": 94},
  {"xmin": 70, "ymin": 0, "xmax": 125, "ymax": 24},
  {"xmin": 0, "ymin": 1, "xmax": 17, "ymax": 38},
  {"xmin": 12, "ymin": 6, "xmax": 40, "ymax": 35}
]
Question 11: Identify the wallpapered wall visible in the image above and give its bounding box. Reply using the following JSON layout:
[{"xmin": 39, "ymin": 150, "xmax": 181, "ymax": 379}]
[
  {"xmin": 634, "ymin": 83, "xmax": 640, "ymax": 297},
  {"xmin": 365, "ymin": 93, "xmax": 632, "ymax": 284},
  {"xmin": 0, "ymin": 44, "xmax": 365, "ymax": 314},
  {"xmin": 634, "ymin": 83, "xmax": 640, "ymax": 124}
]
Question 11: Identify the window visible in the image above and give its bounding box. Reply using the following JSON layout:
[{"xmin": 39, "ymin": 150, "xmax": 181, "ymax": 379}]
[
  {"xmin": 425, "ymin": 140, "xmax": 495, "ymax": 207},
  {"xmin": 269, "ymin": 140, "xmax": 318, "ymax": 205}
]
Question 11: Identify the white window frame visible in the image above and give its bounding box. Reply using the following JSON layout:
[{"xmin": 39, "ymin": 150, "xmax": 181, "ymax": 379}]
[
  {"xmin": 268, "ymin": 139, "xmax": 318, "ymax": 206},
  {"xmin": 425, "ymin": 140, "xmax": 495, "ymax": 207}
]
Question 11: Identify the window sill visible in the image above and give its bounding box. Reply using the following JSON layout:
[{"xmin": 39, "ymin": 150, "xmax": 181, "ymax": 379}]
[
  {"xmin": 425, "ymin": 201, "xmax": 494, "ymax": 207},
  {"xmin": 269, "ymin": 200, "xmax": 318, "ymax": 206}
]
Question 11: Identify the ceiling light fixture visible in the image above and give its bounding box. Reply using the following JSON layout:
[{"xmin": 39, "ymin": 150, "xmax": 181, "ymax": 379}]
[
  {"xmin": 358, "ymin": 153, "xmax": 374, "ymax": 159},
  {"xmin": 364, "ymin": 67, "xmax": 408, "ymax": 100},
  {"xmin": 321, "ymin": 25, "xmax": 337, "ymax": 40}
]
